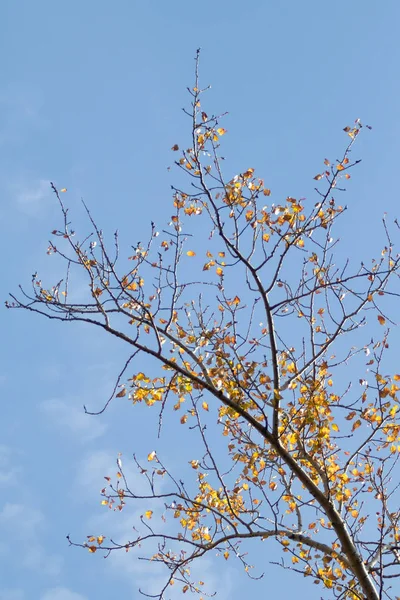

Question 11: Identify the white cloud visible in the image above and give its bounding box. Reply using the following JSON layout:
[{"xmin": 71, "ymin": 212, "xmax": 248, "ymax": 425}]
[
  {"xmin": 40, "ymin": 588, "xmax": 88, "ymax": 600},
  {"xmin": 40, "ymin": 398, "xmax": 107, "ymax": 442},
  {"xmin": 13, "ymin": 178, "xmax": 51, "ymax": 215},
  {"xmin": 0, "ymin": 503, "xmax": 63, "ymax": 577},
  {"xmin": 75, "ymin": 451, "xmax": 234, "ymax": 599},
  {"xmin": 0, "ymin": 82, "xmax": 46, "ymax": 148},
  {"xmin": 0, "ymin": 445, "xmax": 21, "ymax": 486},
  {"xmin": 0, "ymin": 502, "xmax": 43, "ymax": 535},
  {"xmin": 22, "ymin": 544, "xmax": 63, "ymax": 577}
]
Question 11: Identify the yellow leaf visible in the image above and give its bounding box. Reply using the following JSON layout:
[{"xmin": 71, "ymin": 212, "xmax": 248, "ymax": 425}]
[
  {"xmin": 269, "ymin": 481, "xmax": 277, "ymax": 491},
  {"xmin": 216, "ymin": 267, "xmax": 223, "ymax": 277},
  {"xmin": 350, "ymin": 509, "xmax": 359, "ymax": 518},
  {"xmin": 202, "ymin": 401, "xmax": 209, "ymax": 411},
  {"xmin": 186, "ymin": 250, "xmax": 196, "ymax": 257},
  {"xmin": 331, "ymin": 423, "xmax": 339, "ymax": 432},
  {"xmin": 60, "ymin": 188, "xmax": 67, "ymax": 193},
  {"xmin": 336, "ymin": 164, "xmax": 344, "ymax": 171},
  {"xmin": 97, "ymin": 536, "xmax": 104, "ymax": 545},
  {"xmin": 101, "ymin": 500, "xmax": 108, "ymax": 505},
  {"xmin": 147, "ymin": 451, "xmax": 156, "ymax": 461},
  {"xmin": 144, "ymin": 510, "xmax": 153, "ymax": 519},
  {"xmin": 377, "ymin": 315, "xmax": 386, "ymax": 326},
  {"xmin": 393, "ymin": 374, "xmax": 400, "ymax": 381},
  {"xmin": 216, "ymin": 128, "xmax": 226, "ymax": 136}
]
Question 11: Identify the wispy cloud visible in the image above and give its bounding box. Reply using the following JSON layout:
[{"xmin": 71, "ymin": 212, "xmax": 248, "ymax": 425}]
[
  {"xmin": 77, "ymin": 450, "xmax": 142, "ymax": 493},
  {"xmin": 0, "ymin": 82, "xmax": 46, "ymax": 148},
  {"xmin": 40, "ymin": 588, "xmax": 88, "ymax": 600},
  {"xmin": 13, "ymin": 178, "xmax": 52, "ymax": 215},
  {"xmin": 0, "ymin": 445, "xmax": 21, "ymax": 486},
  {"xmin": 76, "ymin": 451, "xmax": 235, "ymax": 599},
  {"xmin": 0, "ymin": 502, "xmax": 63, "ymax": 577},
  {"xmin": 40, "ymin": 398, "xmax": 107, "ymax": 442}
]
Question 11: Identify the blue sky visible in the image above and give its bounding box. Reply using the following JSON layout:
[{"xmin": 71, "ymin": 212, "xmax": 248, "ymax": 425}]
[{"xmin": 2, "ymin": 1, "xmax": 400, "ymax": 599}]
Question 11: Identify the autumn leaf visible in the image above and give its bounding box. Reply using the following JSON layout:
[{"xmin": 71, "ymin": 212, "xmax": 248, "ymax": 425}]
[
  {"xmin": 377, "ymin": 315, "xmax": 386, "ymax": 326},
  {"xmin": 314, "ymin": 174, "xmax": 324, "ymax": 181},
  {"xmin": 147, "ymin": 451, "xmax": 156, "ymax": 461},
  {"xmin": 187, "ymin": 250, "xmax": 196, "ymax": 257},
  {"xmin": 216, "ymin": 128, "xmax": 226, "ymax": 136},
  {"xmin": 144, "ymin": 510, "xmax": 153, "ymax": 519},
  {"xmin": 171, "ymin": 144, "xmax": 179, "ymax": 151},
  {"xmin": 60, "ymin": 188, "xmax": 67, "ymax": 193},
  {"xmin": 116, "ymin": 387, "xmax": 127, "ymax": 398},
  {"xmin": 202, "ymin": 401, "xmax": 209, "ymax": 411}
]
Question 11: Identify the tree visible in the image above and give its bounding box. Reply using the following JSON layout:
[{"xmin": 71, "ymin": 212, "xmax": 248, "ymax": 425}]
[{"xmin": 8, "ymin": 51, "xmax": 400, "ymax": 600}]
